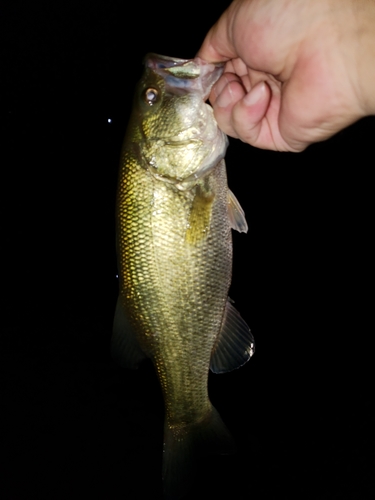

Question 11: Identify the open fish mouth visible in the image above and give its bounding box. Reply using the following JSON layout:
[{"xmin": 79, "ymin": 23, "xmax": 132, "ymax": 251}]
[{"xmin": 144, "ymin": 53, "xmax": 225, "ymax": 100}]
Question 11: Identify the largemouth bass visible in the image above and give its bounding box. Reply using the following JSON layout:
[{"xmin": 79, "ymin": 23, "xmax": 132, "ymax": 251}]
[{"xmin": 112, "ymin": 53, "xmax": 255, "ymax": 498}]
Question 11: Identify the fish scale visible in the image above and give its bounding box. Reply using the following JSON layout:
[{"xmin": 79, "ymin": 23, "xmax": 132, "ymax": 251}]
[{"xmin": 117, "ymin": 149, "xmax": 231, "ymax": 424}]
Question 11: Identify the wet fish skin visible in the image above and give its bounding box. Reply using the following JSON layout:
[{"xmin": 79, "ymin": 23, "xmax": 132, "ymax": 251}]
[{"xmin": 112, "ymin": 53, "xmax": 254, "ymax": 497}]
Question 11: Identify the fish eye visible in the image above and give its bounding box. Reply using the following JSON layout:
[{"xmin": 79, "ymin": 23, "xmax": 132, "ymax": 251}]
[{"xmin": 144, "ymin": 87, "xmax": 159, "ymax": 106}]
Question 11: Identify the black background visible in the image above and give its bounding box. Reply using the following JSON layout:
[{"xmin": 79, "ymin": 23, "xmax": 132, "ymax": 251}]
[{"xmin": 1, "ymin": 1, "xmax": 373, "ymax": 498}]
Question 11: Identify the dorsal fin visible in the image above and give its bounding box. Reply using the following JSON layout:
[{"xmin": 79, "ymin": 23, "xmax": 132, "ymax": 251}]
[{"xmin": 210, "ymin": 299, "xmax": 255, "ymax": 374}]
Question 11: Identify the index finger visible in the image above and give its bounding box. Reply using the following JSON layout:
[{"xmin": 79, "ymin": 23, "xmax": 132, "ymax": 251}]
[{"xmin": 196, "ymin": 5, "xmax": 238, "ymax": 62}]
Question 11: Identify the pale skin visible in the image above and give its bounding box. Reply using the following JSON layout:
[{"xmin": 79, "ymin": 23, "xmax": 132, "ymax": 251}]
[{"xmin": 197, "ymin": 0, "xmax": 375, "ymax": 152}]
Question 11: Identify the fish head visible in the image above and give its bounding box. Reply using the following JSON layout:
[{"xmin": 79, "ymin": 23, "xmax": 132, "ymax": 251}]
[{"xmin": 129, "ymin": 53, "xmax": 228, "ymax": 190}]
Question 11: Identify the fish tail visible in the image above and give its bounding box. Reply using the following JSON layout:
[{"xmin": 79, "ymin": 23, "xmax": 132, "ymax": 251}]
[{"xmin": 162, "ymin": 405, "xmax": 236, "ymax": 499}]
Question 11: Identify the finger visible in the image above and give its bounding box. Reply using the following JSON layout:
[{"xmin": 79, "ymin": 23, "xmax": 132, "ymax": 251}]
[
  {"xmin": 210, "ymin": 72, "xmax": 242, "ymax": 105},
  {"xmin": 230, "ymin": 81, "xmax": 273, "ymax": 147},
  {"xmin": 214, "ymin": 81, "xmax": 277, "ymax": 149},
  {"xmin": 211, "ymin": 78, "xmax": 247, "ymax": 138},
  {"xmin": 196, "ymin": 6, "xmax": 238, "ymax": 62}
]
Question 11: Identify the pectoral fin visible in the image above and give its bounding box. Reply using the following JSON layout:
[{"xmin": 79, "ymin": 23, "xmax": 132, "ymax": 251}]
[
  {"xmin": 111, "ymin": 295, "xmax": 147, "ymax": 369},
  {"xmin": 210, "ymin": 299, "xmax": 255, "ymax": 374},
  {"xmin": 186, "ymin": 182, "xmax": 214, "ymax": 245},
  {"xmin": 228, "ymin": 189, "xmax": 248, "ymax": 233}
]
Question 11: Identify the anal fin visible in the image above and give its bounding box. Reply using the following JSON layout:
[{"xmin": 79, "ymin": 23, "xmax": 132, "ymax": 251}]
[{"xmin": 210, "ymin": 299, "xmax": 255, "ymax": 374}]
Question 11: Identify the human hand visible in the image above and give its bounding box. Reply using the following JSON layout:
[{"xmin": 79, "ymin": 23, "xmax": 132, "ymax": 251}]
[{"xmin": 198, "ymin": 0, "xmax": 375, "ymax": 151}]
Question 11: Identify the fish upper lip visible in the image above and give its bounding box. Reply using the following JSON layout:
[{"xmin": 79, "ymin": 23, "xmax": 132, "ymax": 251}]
[
  {"xmin": 144, "ymin": 53, "xmax": 191, "ymax": 69},
  {"xmin": 145, "ymin": 53, "xmax": 225, "ymax": 100}
]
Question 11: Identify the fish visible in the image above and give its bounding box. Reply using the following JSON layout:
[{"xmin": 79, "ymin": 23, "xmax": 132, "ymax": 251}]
[{"xmin": 111, "ymin": 53, "xmax": 255, "ymax": 498}]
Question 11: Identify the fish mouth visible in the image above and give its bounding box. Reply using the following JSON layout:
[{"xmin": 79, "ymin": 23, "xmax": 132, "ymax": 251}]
[
  {"xmin": 144, "ymin": 53, "xmax": 224, "ymax": 100},
  {"xmin": 139, "ymin": 54, "xmax": 228, "ymax": 190}
]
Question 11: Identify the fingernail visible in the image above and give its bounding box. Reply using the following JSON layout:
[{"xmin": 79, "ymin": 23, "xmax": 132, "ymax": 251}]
[
  {"xmin": 213, "ymin": 75, "xmax": 229, "ymax": 98},
  {"xmin": 215, "ymin": 84, "xmax": 233, "ymax": 108},
  {"xmin": 243, "ymin": 82, "xmax": 265, "ymax": 106}
]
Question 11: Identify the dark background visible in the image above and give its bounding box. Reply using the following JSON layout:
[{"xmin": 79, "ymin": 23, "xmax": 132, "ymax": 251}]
[{"xmin": 1, "ymin": 1, "xmax": 373, "ymax": 498}]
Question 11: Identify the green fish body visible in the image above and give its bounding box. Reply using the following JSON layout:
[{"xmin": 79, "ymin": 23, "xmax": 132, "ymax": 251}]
[{"xmin": 112, "ymin": 54, "xmax": 255, "ymax": 497}]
